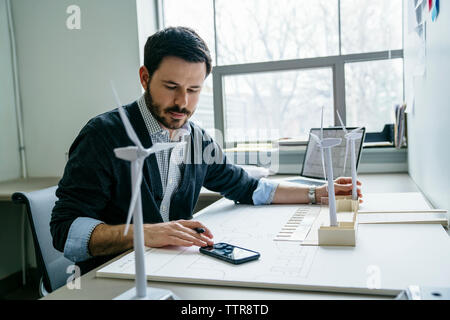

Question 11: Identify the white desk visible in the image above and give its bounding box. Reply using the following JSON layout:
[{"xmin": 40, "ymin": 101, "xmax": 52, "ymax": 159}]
[
  {"xmin": 0, "ymin": 177, "xmax": 60, "ymax": 201},
  {"xmin": 42, "ymin": 173, "xmax": 446, "ymax": 300}
]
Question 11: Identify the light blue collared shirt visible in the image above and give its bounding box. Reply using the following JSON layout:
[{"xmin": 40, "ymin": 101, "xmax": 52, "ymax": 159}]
[{"xmin": 63, "ymin": 99, "xmax": 279, "ymax": 262}]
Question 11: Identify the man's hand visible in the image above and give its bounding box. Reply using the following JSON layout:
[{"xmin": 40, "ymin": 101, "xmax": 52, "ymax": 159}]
[
  {"xmin": 143, "ymin": 219, "xmax": 214, "ymax": 248},
  {"xmin": 316, "ymin": 177, "xmax": 363, "ymax": 203}
]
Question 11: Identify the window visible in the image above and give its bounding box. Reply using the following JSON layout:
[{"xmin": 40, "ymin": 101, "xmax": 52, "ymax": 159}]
[
  {"xmin": 345, "ymin": 59, "xmax": 404, "ymax": 132},
  {"xmin": 160, "ymin": 0, "xmax": 404, "ymax": 144},
  {"xmin": 215, "ymin": 0, "xmax": 339, "ymax": 65},
  {"xmin": 163, "ymin": 0, "xmax": 216, "ymax": 132},
  {"xmin": 340, "ymin": 0, "xmax": 403, "ymax": 54},
  {"xmin": 223, "ymin": 68, "xmax": 334, "ymax": 143}
]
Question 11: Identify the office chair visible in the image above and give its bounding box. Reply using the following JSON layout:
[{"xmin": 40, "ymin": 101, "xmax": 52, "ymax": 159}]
[{"xmin": 12, "ymin": 186, "xmax": 74, "ymax": 297}]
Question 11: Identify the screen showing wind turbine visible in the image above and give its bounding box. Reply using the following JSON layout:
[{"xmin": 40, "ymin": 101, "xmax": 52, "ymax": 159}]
[{"xmin": 301, "ymin": 127, "xmax": 365, "ymax": 180}]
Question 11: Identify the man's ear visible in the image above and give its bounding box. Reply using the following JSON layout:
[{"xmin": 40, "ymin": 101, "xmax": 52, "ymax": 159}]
[{"xmin": 139, "ymin": 66, "xmax": 150, "ymax": 90}]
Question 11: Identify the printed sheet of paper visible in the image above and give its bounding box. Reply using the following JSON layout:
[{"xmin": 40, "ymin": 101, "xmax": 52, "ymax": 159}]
[
  {"xmin": 358, "ymin": 212, "xmax": 447, "ymax": 225},
  {"xmin": 98, "ymin": 201, "xmax": 319, "ymax": 287},
  {"xmin": 302, "ymin": 128, "xmax": 363, "ymax": 180},
  {"xmin": 358, "ymin": 192, "xmax": 431, "ymax": 212}
]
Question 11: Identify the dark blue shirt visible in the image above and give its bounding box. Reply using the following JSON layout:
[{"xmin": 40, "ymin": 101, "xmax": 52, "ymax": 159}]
[{"xmin": 50, "ymin": 101, "xmax": 260, "ymax": 273}]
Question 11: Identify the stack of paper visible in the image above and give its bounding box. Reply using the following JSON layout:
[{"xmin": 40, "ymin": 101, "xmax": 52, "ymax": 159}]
[{"xmin": 394, "ymin": 104, "xmax": 407, "ymax": 149}]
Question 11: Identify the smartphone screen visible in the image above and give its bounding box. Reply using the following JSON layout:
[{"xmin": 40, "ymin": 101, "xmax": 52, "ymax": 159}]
[{"xmin": 200, "ymin": 243, "xmax": 260, "ymax": 264}]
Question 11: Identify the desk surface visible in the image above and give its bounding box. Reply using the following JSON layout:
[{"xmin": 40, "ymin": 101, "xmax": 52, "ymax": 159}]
[
  {"xmin": 42, "ymin": 173, "xmax": 442, "ymax": 300},
  {"xmin": 0, "ymin": 173, "xmax": 418, "ymax": 201},
  {"xmin": 0, "ymin": 177, "xmax": 60, "ymax": 201},
  {"xmin": 199, "ymin": 173, "xmax": 421, "ymax": 200}
]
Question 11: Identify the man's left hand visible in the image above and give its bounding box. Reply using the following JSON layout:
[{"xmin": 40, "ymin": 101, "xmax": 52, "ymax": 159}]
[{"xmin": 315, "ymin": 177, "xmax": 363, "ymax": 203}]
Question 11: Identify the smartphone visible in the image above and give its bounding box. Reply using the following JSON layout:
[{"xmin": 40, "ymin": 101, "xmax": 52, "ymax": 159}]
[{"xmin": 199, "ymin": 242, "xmax": 260, "ymax": 265}]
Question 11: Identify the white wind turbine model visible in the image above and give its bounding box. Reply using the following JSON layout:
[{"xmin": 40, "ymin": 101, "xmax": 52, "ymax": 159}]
[
  {"xmin": 336, "ymin": 111, "xmax": 363, "ymax": 201},
  {"xmin": 111, "ymin": 82, "xmax": 182, "ymax": 300},
  {"xmin": 309, "ymin": 107, "xmax": 342, "ymax": 226}
]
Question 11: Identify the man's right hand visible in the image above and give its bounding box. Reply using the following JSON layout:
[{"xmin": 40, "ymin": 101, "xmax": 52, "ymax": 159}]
[{"xmin": 143, "ymin": 219, "xmax": 214, "ymax": 248}]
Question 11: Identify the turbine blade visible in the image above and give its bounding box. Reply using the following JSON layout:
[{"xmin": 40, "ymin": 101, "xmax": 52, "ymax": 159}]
[
  {"xmin": 309, "ymin": 132, "xmax": 321, "ymax": 145},
  {"xmin": 321, "ymin": 138, "xmax": 342, "ymax": 148},
  {"xmin": 350, "ymin": 126, "xmax": 364, "ymax": 134},
  {"xmin": 124, "ymin": 159, "xmax": 145, "ymax": 235},
  {"xmin": 336, "ymin": 110, "xmax": 348, "ymax": 134},
  {"xmin": 320, "ymin": 106, "xmax": 324, "ymax": 140},
  {"xmin": 146, "ymin": 142, "xmax": 183, "ymax": 155},
  {"xmin": 110, "ymin": 81, "xmax": 144, "ymax": 149},
  {"xmin": 321, "ymin": 148, "xmax": 326, "ymax": 180},
  {"xmin": 348, "ymin": 130, "xmax": 364, "ymax": 141},
  {"xmin": 343, "ymin": 139, "xmax": 349, "ymax": 176},
  {"xmin": 114, "ymin": 146, "xmax": 139, "ymax": 161}
]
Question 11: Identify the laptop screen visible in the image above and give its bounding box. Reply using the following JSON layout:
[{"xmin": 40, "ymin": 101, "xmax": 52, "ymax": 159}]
[{"xmin": 301, "ymin": 127, "xmax": 366, "ymax": 180}]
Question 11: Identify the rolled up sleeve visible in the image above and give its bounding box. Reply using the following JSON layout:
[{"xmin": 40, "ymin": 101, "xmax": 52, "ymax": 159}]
[
  {"xmin": 63, "ymin": 217, "xmax": 104, "ymax": 262},
  {"xmin": 252, "ymin": 178, "xmax": 279, "ymax": 205}
]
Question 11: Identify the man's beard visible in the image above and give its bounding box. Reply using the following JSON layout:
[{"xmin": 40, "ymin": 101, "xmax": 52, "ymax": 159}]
[{"xmin": 144, "ymin": 83, "xmax": 191, "ymax": 130}]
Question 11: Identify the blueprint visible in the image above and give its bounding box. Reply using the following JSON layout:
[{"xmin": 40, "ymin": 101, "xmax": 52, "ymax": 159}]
[{"xmin": 98, "ymin": 201, "xmax": 318, "ymax": 284}]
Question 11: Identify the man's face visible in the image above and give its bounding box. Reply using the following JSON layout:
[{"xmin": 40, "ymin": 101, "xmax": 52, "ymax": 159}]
[{"xmin": 140, "ymin": 56, "xmax": 206, "ymax": 131}]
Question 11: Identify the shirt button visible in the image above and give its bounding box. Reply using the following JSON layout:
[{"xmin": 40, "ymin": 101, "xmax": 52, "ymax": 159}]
[{"xmin": 161, "ymin": 205, "xmax": 166, "ymax": 211}]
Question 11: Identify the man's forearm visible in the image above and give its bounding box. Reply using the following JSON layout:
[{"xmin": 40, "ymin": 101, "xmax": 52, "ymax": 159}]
[
  {"xmin": 88, "ymin": 223, "xmax": 134, "ymax": 257},
  {"xmin": 271, "ymin": 178, "xmax": 360, "ymax": 205},
  {"xmin": 272, "ymin": 184, "xmax": 310, "ymax": 204}
]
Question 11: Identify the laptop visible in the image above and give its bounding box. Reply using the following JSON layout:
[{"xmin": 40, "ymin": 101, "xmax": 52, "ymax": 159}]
[{"xmin": 286, "ymin": 127, "xmax": 366, "ymax": 186}]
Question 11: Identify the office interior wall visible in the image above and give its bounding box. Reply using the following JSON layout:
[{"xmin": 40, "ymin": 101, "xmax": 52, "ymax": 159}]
[
  {"xmin": 0, "ymin": 0, "xmax": 152, "ymax": 287},
  {"xmin": 403, "ymin": 0, "xmax": 450, "ymax": 210},
  {"xmin": 136, "ymin": 0, "xmax": 158, "ymax": 67},
  {"xmin": 10, "ymin": 0, "xmax": 142, "ymax": 177},
  {"xmin": 0, "ymin": 0, "xmax": 24, "ymax": 287},
  {"xmin": 0, "ymin": 0, "xmax": 21, "ymax": 182}
]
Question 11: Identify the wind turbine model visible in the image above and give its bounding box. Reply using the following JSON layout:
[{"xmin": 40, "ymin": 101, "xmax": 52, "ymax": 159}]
[
  {"xmin": 336, "ymin": 111, "xmax": 363, "ymax": 201},
  {"xmin": 111, "ymin": 82, "xmax": 182, "ymax": 300},
  {"xmin": 309, "ymin": 107, "xmax": 342, "ymax": 226}
]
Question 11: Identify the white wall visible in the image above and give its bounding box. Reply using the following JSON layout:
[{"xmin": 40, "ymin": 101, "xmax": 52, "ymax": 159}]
[
  {"xmin": 136, "ymin": 0, "xmax": 158, "ymax": 67},
  {"xmin": 0, "ymin": 0, "xmax": 155, "ymax": 284},
  {"xmin": 0, "ymin": 0, "xmax": 21, "ymax": 182},
  {"xmin": 11, "ymin": 0, "xmax": 143, "ymax": 177},
  {"xmin": 404, "ymin": 1, "xmax": 450, "ymax": 210}
]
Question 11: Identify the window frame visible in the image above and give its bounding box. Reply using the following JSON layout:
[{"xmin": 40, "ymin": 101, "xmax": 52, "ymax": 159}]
[
  {"xmin": 159, "ymin": 0, "xmax": 405, "ymax": 147},
  {"xmin": 213, "ymin": 50, "xmax": 403, "ymax": 145}
]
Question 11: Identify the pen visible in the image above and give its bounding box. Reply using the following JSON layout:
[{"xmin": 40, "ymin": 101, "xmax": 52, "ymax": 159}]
[
  {"xmin": 195, "ymin": 227, "xmax": 212, "ymax": 248},
  {"xmin": 194, "ymin": 227, "xmax": 205, "ymax": 234}
]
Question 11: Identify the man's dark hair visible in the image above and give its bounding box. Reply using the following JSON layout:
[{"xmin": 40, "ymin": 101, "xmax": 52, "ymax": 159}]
[{"xmin": 144, "ymin": 26, "xmax": 212, "ymax": 79}]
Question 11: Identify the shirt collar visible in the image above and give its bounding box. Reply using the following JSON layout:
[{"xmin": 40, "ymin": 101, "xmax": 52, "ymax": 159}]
[{"xmin": 137, "ymin": 94, "xmax": 191, "ymax": 140}]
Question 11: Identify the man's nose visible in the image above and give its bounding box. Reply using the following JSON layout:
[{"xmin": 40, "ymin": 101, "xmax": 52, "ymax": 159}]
[{"xmin": 174, "ymin": 89, "xmax": 188, "ymax": 108}]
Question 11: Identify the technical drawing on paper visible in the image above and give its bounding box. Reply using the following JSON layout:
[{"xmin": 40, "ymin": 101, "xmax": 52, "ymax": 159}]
[{"xmin": 97, "ymin": 201, "xmax": 320, "ymax": 285}]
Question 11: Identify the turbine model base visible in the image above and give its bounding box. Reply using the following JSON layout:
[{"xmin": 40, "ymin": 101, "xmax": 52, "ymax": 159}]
[
  {"xmin": 318, "ymin": 196, "xmax": 359, "ymax": 246},
  {"xmin": 302, "ymin": 196, "xmax": 359, "ymax": 247},
  {"xmin": 114, "ymin": 286, "xmax": 179, "ymax": 300}
]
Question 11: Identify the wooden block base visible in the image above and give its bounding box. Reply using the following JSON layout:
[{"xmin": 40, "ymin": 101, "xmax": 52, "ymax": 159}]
[{"xmin": 317, "ymin": 196, "xmax": 359, "ymax": 247}]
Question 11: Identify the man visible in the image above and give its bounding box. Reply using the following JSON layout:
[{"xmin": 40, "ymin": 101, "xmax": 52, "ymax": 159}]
[{"xmin": 50, "ymin": 27, "xmax": 362, "ymax": 274}]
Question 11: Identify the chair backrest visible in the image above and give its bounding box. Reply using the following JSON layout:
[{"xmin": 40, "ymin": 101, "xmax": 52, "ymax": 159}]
[{"xmin": 12, "ymin": 186, "xmax": 74, "ymax": 294}]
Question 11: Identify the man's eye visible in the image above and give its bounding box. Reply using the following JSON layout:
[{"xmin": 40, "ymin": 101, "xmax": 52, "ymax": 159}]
[{"xmin": 165, "ymin": 86, "xmax": 176, "ymax": 90}]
